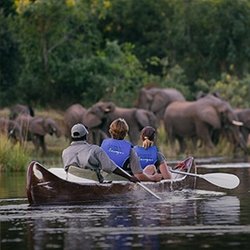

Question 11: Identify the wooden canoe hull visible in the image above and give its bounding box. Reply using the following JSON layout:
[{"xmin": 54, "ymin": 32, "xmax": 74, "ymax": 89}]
[{"xmin": 26, "ymin": 157, "xmax": 195, "ymax": 205}]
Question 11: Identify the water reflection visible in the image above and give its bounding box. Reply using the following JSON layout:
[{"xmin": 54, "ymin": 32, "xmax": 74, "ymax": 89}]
[
  {"xmin": 0, "ymin": 190, "xmax": 243, "ymax": 250},
  {"xmin": 0, "ymin": 172, "xmax": 26, "ymax": 198}
]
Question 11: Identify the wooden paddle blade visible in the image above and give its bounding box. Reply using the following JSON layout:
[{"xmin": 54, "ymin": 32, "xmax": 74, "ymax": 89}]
[{"xmin": 202, "ymin": 173, "xmax": 240, "ymax": 189}]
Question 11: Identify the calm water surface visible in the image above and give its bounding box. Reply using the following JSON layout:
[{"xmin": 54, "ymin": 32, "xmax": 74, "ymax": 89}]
[{"xmin": 1, "ymin": 158, "xmax": 250, "ymax": 250}]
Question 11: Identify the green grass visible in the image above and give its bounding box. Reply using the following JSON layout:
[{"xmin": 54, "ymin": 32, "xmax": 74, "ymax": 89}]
[
  {"xmin": 156, "ymin": 123, "xmax": 246, "ymax": 160},
  {"xmin": 0, "ymin": 135, "xmax": 31, "ymax": 172},
  {"xmin": 0, "ymin": 108, "xmax": 68, "ymax": 171}
]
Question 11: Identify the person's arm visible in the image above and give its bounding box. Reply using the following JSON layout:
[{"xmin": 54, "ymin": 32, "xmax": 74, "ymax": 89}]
[
  {"xmin": 134, "ymin": 172, "xmax": 162, "ymax": 182},
  {"xmin": 113, "ymin": 167, "xmax": 139, "ymax": 182},
  {"xmin": 157, "ymin": 152, "xmax": 172, "ymax": 179},
  {"xmin": 62, "ymin": 149, "xmax": 71, "ymax": 172},
  {"xmin": 130, "ymin": 149, "xmax": 162, "ymax": 182}
]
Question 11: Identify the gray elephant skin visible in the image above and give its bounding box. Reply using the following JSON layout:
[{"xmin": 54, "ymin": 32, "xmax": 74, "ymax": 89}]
[
  {"xmin": 136, "ymin": 87, "xmax": 185, "ymax": 121},
  {"xmin": 9, "ymin": 104, "xmax": 35, "ymax": 120},
  {"xmin": 84, "ymin": 101, "xmax": 157, "ymax": 145},
  {"xmin": 234, "ymin": 108, "xmax": 250, "ymax": 146},
  {"xmin": 63, "ymin": 103, "xmax": 107, "ymax": 145},
  {"xmin": 63, "ymin": 104, "xmax": 87, "ymax": 139},
  {"xmin": 16, "ymin": 114, "xmax": 61, "ymax": 154},
  {"xmin": 164, "ymin": 94, "xmax": 247, "ymax": 153},
  {"xmin": 0, "ymin": 117, "xmax": 23, "ymax": 144}
]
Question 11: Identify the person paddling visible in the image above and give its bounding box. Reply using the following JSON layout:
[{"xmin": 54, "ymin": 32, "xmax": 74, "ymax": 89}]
[
  {"xmin": 62, "ymin": 123, "xmax": 139, "ymax": 183},
  {"xmin": 101, "ymin": 118, "xmax": 162, "ymax": 182},
  {"xmin": 134, "ymin": 126, "xmax": 172, "ymax": 179}
]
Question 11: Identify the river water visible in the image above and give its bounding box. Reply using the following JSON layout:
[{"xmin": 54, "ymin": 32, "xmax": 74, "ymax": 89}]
[{"xmin": 1, "ymin": 158, "xmax": 250, "ymax": 250}]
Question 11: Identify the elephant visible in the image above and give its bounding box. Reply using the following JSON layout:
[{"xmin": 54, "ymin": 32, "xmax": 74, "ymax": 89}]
[
  {"xmin": 163, "ymin": 94, "xmax": 247, "ymax": 154},
  {"xmin": 63, "ymin": 103, "xmax": 106, "ymax": 145},
  {"xmin": 83, "ymin": 101, "xmax": 158, "ymax": 145},
  {"xmin": 0, "ymin": 117, "xmax": 23, "ymax": 144},
  {"xmin": 63, "ymin": 104, "xmax": 87, "ymax": 139},
  {"xmin": 9, "ymin": 104, "xmax": 35, "ymax": 120},
  {"xmin": 136, "ymin": 87, "xmax": 186, "ymax": 122},
  {"xmin": 16, "ymin": 114, "xmax": 62, "ymax": 154},
  {"xmin": 234, "ymin": 108, "xmax": 250, "ymax": 145}
]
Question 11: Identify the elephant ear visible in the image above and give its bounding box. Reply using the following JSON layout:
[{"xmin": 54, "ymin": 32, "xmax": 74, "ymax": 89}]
[
  {"xmin": 83, "ymin": 102, "xmax": 116, "ymax": 129},
  {"xmin": 83, "ymin": 110, "xmax": 103, "ymax": 128},
  {"xmin": 29, "ymin": 117, "xmax": 46, "ymax": 136},
  {"xmin": 44, "ymin": 118, "xmax": 61, "ymax": 137},
  {"xmin": 198, "ymin": 106, "xmax": 221, "ymax": 129},
  {"xmin": 135, "ymin": 109, "xmax": 157, "ymax": 128}
]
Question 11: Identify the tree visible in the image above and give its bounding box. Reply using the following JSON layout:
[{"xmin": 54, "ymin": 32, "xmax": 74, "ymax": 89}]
[{"xmin": 0, "ymin": 9, "xmax": 21, "ymax": 106}]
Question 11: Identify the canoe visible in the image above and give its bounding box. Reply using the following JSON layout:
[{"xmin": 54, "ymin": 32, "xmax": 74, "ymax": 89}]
[{"xmin": 26, "ymin": 157, "xmax": 195, "ymax": 205}]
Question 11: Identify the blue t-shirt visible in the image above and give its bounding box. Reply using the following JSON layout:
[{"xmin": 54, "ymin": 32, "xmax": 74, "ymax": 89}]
[
  {"xmin": 101, "ymin": 138, "xmax": 132, "ymax": 168},
  {"xmin": 134, "ymin": 145, "xmax": 158, "ymax": 169}
]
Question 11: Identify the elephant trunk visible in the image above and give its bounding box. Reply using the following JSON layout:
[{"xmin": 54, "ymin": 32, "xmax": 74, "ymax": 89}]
[{"xmin": 228, "ymin": 125, "xmax": 248, "ymax": 153}]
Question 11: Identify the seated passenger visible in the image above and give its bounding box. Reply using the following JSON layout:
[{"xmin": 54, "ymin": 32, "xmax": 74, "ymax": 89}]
[
  {"xmin": 62, "ymin": 123, "xmax": 139, "ymax": 183},
  {"xmin": 134, "ymin": 126, "xmax": 172, "ymax": 179},
  {"xmin": 101, "ymin": 118, "xmax": 162, "ymax": 182}
]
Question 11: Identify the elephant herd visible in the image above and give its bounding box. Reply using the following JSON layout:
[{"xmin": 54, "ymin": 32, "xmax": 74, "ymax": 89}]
[
  {"xmin": 63, "ymin": 102, "xmax": 158, "ymax": 145},
  {"xmin": 137, "ymin": 88, "xmax": 249, "ymax": 154},
  {"xmin": 0, "ymin": 104, "xmax": 61, "ymax": 154},
  {"xmin": 1, "ymin": 87, "xmax": 250, "ymax": 155},
  {"xmin": 64, "ymin": 87, "xmax": 250, "ymax": 155}
]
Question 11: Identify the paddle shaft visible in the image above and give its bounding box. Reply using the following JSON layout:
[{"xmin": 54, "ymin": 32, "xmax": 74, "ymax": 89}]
[{"xmin": 118, "ymin": 167, "xmax": 161, "ymax": 200}]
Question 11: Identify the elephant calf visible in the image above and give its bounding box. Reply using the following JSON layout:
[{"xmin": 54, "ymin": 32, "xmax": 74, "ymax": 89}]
[{"xmin": 16, "ymin": 114, "xmax": 62, "ymax": 154}]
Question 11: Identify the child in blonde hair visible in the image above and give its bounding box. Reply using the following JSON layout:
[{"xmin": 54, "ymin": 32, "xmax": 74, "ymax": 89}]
[{"xmin": 134, "ymin": 126, "xmax": 172, "ymax": 179}]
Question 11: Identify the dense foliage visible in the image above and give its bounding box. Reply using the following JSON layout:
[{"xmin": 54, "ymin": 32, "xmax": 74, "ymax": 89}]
[{"xmin": 1, "ymin": 0, "xmax": 250, "ymax": 108}]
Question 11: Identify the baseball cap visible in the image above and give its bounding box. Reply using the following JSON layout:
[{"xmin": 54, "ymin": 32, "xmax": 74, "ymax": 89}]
[{"xmin": 71, "ymin": 123, "xmax": 89, "ymax": 138}]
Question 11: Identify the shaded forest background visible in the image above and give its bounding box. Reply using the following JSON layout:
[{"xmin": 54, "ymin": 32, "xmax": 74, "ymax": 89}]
[{"xmin": 1, "ymin": 0, "xmax": 250, "ymax": 109}]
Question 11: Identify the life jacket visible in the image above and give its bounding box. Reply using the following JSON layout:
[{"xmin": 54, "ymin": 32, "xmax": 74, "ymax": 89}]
[
  {"xmin": 134, "ymin": 145, "xmax": 158, "ymax": 169},
  {"xmin": 101, "ymin": 138, "xmax": 132, "ymax": 168}
]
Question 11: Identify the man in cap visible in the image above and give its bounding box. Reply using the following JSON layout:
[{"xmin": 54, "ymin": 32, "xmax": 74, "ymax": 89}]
[{"xmin": 62, "ymin": 123, "xmax": 139, "ymax": 183}]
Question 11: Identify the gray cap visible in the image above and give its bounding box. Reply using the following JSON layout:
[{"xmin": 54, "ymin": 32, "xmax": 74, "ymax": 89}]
[{"xmin": 71, "ymin": 123, "xmax": 89, "ymax": 138}]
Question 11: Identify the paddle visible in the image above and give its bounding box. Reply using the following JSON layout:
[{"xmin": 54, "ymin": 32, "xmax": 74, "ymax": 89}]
[
  {"xmin": 170, "ymin": 168, "xmax": 240, "ymax": 189},
  {"xmin": 118, "ymin": 167, "xmax": 161, "ymax": 200}
]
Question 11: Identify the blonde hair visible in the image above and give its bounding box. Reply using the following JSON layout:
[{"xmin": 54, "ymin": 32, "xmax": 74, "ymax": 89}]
[
  {"xmin": 140, "ymin": 126, "xmax": 156, "ymax": 148},
  {"xmin": 109, "ymin": 118, "xmax": 129, "ymax": 139}
]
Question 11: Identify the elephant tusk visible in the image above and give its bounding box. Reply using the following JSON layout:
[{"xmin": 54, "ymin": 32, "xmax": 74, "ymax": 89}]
[
  {"xmin": 104, "ymin": 108, "xmax": 111, "ymax": 113},
  {"xmin": 232, "ymin": 120, "xmax": 243, "ymax": 126},
  {"xmin": 9, "ymin": 129, "xmax": 14, "ymax": 135}
]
